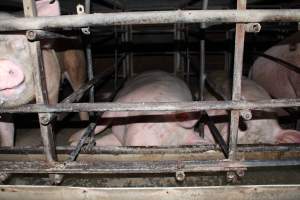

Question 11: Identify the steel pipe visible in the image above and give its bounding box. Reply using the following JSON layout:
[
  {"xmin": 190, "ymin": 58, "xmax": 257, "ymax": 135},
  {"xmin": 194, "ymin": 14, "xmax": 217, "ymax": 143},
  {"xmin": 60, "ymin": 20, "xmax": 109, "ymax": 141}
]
[
  {"xmin": 0, "ymin": 99, "xmax": 300, "ymax": 113},
  {"xmin": 1, "ymin": 10, "xmax": 300, "ymax": 31},
  {"xmin": 0, "ymin": 159, "xmax": 300, "ymax": 174}
]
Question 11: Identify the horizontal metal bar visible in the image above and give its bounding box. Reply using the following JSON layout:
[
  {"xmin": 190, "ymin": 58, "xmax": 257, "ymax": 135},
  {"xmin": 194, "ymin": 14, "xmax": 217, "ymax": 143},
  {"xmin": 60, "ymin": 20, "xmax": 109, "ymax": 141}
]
[
  {"xmin": 1, "ymin": 144, "xmax": 299, "ymax": 155},
  {"xmin": 0, "ymin": 159, "xmax": 299, "ymax": 174},
  {"xmin": 1, "ymin": 99, "xmax": 299, "ymax": 113},
  {"xmin": 26, "ymin": 30, "xmax": 78, "ymax": 41},
  {"xmin": 0, "ymin": 185, "xmax": 299, "ymax": 200},
  {"xmin": 1, "ymin": 10, "xmax": 300, "ymax": 31}
]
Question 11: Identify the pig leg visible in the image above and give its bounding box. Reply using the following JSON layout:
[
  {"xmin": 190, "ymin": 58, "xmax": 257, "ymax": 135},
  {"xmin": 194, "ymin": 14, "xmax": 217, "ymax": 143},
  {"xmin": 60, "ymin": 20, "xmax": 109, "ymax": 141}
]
[
  {"xmin": 43, "ymin": 50, "xmax": 61, "ymax": 105},
  {"xmin": 62, "ymin": 50, "xmax": 88, "ymax": 120},
  {"xmin": 0, "ymin": 115, "xmax": 14, "ymax": 147}
]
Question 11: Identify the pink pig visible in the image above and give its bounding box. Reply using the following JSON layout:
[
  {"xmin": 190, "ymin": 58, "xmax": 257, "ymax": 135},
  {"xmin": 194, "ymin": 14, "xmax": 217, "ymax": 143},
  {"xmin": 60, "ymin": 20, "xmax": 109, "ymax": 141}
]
[{"xmin": 69, "ymin": 71, "xmax": 207, "ymax": 146}]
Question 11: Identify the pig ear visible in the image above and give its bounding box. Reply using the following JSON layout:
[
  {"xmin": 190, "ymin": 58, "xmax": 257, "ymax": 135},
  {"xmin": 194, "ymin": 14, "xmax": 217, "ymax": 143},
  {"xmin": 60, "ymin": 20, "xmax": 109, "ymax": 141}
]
[
  {"xmin": 175, "ymin": 112, "xmax": 200, "ymax": 129},
  {"xmin": 36, "ymin": 0, "xmax": 61, "ymax": 17},
  {"xmin": 275, "ymin": 129, "xmax": 300, "ymax": 144}
]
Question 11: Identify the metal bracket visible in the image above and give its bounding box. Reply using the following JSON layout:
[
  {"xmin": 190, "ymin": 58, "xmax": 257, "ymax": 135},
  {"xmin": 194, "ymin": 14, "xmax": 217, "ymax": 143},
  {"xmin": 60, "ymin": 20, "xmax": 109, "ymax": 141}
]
[
  {"xmin": 175, "ymin": 171, "xmax": 186, "ymax": 182},
  {"xmin": 226, "ymin": 169, "xmax": 245, "ymax": 183},
  {"xmin": 240, "ymin": 109, "xmax": 252, "ymax": 120},
  {"xmin": 77, "ymin": 4, "xmax": 90, "ymax": 35},
  {"xmin": 245, "ymin": 23, "xmax": 261, "ymax": 33}
]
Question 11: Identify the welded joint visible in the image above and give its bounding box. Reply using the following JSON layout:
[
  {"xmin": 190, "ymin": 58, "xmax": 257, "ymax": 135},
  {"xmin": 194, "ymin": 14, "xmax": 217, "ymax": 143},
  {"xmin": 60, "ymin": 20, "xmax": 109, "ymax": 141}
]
[
  {"xmin": 240, "ymin": 109, "xmax": 252, "ymax": 120},
  {"xmin": 175, "ymin": 171, "xmax": 186, "ymax": 182},
  {"xmin": 245, "ymin": 23, "xmax": 261, "ymax": 33},
  {"xmin": 77, "ymin": 4, "xmax": 90, "ymax": 35}
]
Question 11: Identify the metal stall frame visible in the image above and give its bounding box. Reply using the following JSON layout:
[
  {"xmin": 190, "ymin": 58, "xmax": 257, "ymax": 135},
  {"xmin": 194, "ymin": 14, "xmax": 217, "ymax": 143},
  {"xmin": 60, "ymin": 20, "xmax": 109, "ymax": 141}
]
[{"xmin": 0, "ymin": 0, "xmax": 299, "ymax": 192}]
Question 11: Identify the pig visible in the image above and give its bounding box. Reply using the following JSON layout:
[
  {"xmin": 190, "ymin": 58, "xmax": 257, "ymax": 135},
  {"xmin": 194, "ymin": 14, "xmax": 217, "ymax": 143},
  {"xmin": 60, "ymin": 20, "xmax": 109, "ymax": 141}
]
[
  {"xmin": 0, "ymin": 0, "xmax": 87, "ymax": 146},
  {"xmin": 249, "ymin": 32, "xmax": 300, "ymax": 103},
  {"xmin": 204, "ymin": 71, "xmax": 300, "ymax": 144},
  {"xmin": 69, "ymin": 70, "xmax": 207, "ymax": 146}
]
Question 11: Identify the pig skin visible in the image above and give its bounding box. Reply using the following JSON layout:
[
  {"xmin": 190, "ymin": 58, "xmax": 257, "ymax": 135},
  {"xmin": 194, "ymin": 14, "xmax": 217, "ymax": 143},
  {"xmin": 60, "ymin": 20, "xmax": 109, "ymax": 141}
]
[{"xmin": 69, "ymin": 71, "xmax": 208, "ymax": 146}]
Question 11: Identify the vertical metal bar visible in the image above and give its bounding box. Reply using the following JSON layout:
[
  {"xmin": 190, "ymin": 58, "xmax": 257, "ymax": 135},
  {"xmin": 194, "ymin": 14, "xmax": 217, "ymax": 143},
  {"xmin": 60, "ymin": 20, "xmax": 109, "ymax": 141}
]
[
  {"xmin": 121, "ymin": 25, "xmax": 126, "ymax": 78},
  {"xmin": 174, "ymin": 23, "xmax": 181, "ymax": 75},
  {"xmin": 22, "ymin": 0, "xmax": 57, "ymax": 163},
  {"xmin": 185, "ymin": 25, "xmax": 190, "ymax": 84},
  {"xmin": 225, "ymin": 30, "xmax": 232, "ymax": 74},
  {"xmin": 85, "ymin": 0, "xmax": 94, "ymax": 106},
  {"xmin": 114, "ymin": 27, "xmax": 118, "ymax": 89},
  {"xmin": 229, "ymin": 0, "xmax": 247, "ymax": 160},
  {"xmin": 198, "ymin": 0, "xmax": 208, "ymax": 138},
  {"xmin": 129, "ymin": 25, "xmax": 134, "ymax": 76}
]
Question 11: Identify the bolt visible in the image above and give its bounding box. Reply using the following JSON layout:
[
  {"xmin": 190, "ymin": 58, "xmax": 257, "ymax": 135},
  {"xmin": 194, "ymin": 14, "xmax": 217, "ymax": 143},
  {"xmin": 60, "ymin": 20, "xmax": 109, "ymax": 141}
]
[
  {"xmin": 240, "ymin": 110, "xmax": 252, "ymax": 120},
  {"xmin": 26, "ymin": 30, "xmax": 36, "ymax": 41},
  {"xmin": 245, "ymin": 23, "xmax": 261, "ymax": 33},
  {"xmin": 175, "ymin": 171, "xmax": 185, "ymax": 182},
  {"xmin": 0, "ymin": 173, "xmax": 11, "ymax": 183},
  {"xmin": 49, "ymin": 174, "xmax": 64, "ymax": 185},
  {"xmin": 226, "ymin": 171, "xmax": 238, "ymax": 183},
  {"xmin": 40, "ymin": 115, "xmax": 50, "ymax": 125},
  {"xmin": 236, "ymin": 170, "xmax": 245, "ymax": 177}
]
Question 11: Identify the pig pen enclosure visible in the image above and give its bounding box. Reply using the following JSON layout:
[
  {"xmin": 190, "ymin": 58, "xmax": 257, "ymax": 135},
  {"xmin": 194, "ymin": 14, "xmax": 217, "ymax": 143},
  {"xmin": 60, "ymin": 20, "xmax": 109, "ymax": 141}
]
[{"xmin": 0, "ymin": 0, "xmax": 300, "ymax": 199}]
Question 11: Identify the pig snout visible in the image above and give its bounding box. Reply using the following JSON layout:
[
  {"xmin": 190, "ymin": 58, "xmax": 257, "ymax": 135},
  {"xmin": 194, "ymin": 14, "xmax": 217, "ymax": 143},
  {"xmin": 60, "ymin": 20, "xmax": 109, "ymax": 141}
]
[{"xmin": 0, "ymin": 60, "xmax": 25, "ymax": 91}]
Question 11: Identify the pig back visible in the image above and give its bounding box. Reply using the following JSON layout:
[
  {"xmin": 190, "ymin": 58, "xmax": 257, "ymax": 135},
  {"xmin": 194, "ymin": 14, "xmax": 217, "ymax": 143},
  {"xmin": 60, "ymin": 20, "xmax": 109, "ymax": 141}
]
[{"xmin": 115, "ymin": 70, "xmax": 193, "ymax": 103}]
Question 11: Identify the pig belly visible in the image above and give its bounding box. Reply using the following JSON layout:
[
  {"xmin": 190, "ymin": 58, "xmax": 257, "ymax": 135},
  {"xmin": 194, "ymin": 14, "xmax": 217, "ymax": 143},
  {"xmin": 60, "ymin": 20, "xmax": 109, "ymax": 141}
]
[{"xmin": 122, "ymin": 122, "xmax": 202, "ymax": 146}]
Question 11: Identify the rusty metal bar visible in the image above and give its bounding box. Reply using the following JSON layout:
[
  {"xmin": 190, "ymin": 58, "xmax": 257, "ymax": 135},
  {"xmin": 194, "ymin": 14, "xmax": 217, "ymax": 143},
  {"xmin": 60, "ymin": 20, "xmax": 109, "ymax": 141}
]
[
  {"xmin": 0, "ymin": 99, "xmax": 300, "ymax": 113},
  {"xmin": 0, "ymin": 159, "xmax": 300, "ymax": 174},
  {"xmin": 22, "ymin": 0, "xmax": 60, "ymax": 184},
  {"xmin": 1, "ymin": 10, "xmax": 300, "ymax": 31},
  {"xmin": 26, "ymin": 30, "xmax": 78, "ymax": 41},
  {"xmin": 42, "ymin": 66, "xmax": 115, "ymax": 125},
  {"xmin": 0, "ymin": 185, "xmax": 300, "ymax": 200},
  {"xmin": 84, "ymin": 0, "xmax": 95, "ymax": 119},
  {"xmin": 22, "ymin": 0, "xmax": 57, "ymax": 162},
  {"xmin": 203, "ymin": 111, "xmax": 228, "ymax": 158},
  {"xmin": 198, "ymin": 0, "xmax": 208, "ymax": 138},
  {"xmin": 1, "ymin": 144, "xmax": 300, "ymax": 155},
  {"xmin": 229, "ymin": 0, "xmax": 247, "ymax": 160}
]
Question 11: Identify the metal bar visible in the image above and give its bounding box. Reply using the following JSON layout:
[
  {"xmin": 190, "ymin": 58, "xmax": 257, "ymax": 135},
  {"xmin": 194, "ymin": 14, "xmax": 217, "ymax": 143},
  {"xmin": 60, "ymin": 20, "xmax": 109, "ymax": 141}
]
[
  {"xmin": 85, "ymin": 0, "xmax": 95, "ymax": 119},
  {"xmin": 23, "ymin": 0, "xmax": 60, "ymax": 184},
  {"xmin": 22, "ymin": 0, "xmax": 57, "ymax": 162},
  {"xmin": 1, "ymin": 159, "xmax": 300, "ymax": 174},
  {"xmin": 1, "ymin": 10, "xmax": 300, "ymax": 31},
  {"xmin": 229, "ymin": 0, "xmax": 247, "ymax": 160},
  {"xmin": 42, "ymin": 66, "xmax": 115, "ymax": 125},
  {"xmin": 198, "ymin": 0, "xmax": 208, "ymax": 138},
  {"xmin": 1, "ymin": 144, "xmax": 300, "ymax": 155},
  {"xmin": 203, "ymin": 112, "xmax": 228, "ymax": 158},
  {"xmin": 1, "ymin": 99, "xmax": 300, "ymax": 113},
  {"xmin": 0, "ymin": 185, "xmax": 300, "ymax": 200},
  {"xmin": 68, "ymin": 122, "xmax": 97, "ymax": 162},
  {"xmin": 26, "ymin": 30, "xmax": 78, "ymax": 41}
]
